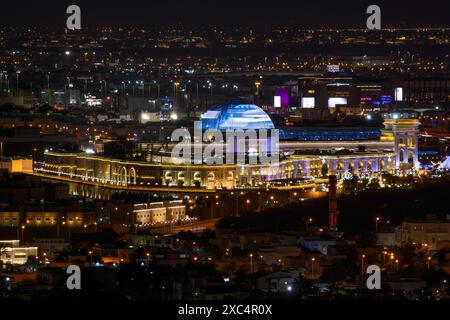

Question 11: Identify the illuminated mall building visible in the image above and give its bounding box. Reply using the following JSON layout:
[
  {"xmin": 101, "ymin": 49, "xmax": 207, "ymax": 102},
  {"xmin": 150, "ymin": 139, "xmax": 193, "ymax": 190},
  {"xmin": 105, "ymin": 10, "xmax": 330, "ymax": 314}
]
[{"xmin": 36, "ymin": 103, "xmax": 420, "ymax": 189}]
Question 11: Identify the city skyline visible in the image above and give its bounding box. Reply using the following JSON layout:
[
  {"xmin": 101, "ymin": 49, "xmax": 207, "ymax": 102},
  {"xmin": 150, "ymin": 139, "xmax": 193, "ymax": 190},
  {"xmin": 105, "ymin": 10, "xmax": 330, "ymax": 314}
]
[{"xmin": 0, "ymin": 0, "xmax": 450, "ymax": 308}]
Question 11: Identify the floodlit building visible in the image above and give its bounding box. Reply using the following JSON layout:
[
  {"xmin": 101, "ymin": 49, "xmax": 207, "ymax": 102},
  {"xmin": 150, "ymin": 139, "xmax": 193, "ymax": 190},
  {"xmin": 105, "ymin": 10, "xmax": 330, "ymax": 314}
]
[
  {"xmin": 0, "ymin": 158, "xmax": 33, "ymax": 173},
  {"xmin": 36, "ymin": 104, "xmax": 420, "ymax": 189},
  {"xmin": 0, "ymin": 240, "xmax": 38, "ymax": 265},
  {"xmin": 134, "ymin": 200, "xmax": 187, "ymax": 227}
]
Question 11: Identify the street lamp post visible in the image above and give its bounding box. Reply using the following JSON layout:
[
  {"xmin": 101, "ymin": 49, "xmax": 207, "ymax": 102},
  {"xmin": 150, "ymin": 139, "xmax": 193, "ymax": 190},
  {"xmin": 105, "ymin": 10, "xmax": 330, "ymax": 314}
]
[
  {"xmin": 305, "ymin": 217, "xmax": 313, "ymax": 232},
  {"xmin": 311, "ymin": 257, "xmax": 316, "ymax": 278},
  {"xmin": 389, "ymin": 254, "xmax": 395, "ymax": 271},
  {"xmin": 16, "ymin": 71, "xmax": 20, "ymax": 95},
  {"xmin": 254, "ymin": 81, "xmax": 261, "ymax": 96},
  {"xmin": 375, "ymin": 217, "xmax": 380, "ymax": 232},
  {"xmin": 361, "ymin": 254, "xmax": 366, "ymax": 275},
  {"xmin": 173, "ymin": 81, "xmax": 180, "ymax": 100},
  {"xmin": 249, "ymin": 253, "xmax": 253, "ymax": 275},
  {"xmin": 21, "ymin": 225, "xmax": 25, "ymax": 244}
]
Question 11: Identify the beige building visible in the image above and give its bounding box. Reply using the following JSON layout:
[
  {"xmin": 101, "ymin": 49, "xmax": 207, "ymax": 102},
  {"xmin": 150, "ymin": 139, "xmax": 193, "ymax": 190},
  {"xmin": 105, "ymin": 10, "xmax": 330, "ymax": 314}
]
[
  {"xmin": 0, "ymin": 211, "xmax": 95, "ymax": 228},
  {"xmin": 38, "ymin": 150, "xmax": 395, "ymax": 189},
  {"xmin": 134, "ymin": 200, "xmax": 187, "ymax": 227},
  {"xmin": 395, "ymin": 220, "xmax": 450, "ymax": 250}
]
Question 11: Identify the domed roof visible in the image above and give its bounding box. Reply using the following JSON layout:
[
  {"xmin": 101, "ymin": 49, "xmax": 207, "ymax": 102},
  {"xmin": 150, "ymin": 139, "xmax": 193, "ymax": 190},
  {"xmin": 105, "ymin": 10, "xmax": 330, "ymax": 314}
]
[{"xmin": 200, "ymin": 103, "xmax": 275, "ymax": 131}]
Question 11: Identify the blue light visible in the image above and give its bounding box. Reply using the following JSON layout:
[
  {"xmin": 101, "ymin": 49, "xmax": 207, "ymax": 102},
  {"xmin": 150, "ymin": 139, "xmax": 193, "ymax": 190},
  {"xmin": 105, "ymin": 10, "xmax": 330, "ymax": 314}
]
[{"xmin": 200, "ymin": 103, "xmax": 275, "ymax": 131}]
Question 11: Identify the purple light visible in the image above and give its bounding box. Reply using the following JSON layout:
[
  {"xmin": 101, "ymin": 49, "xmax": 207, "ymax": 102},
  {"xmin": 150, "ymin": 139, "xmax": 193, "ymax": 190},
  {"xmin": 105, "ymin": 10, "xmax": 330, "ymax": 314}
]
[{"xmin": 275, "ymin": 87, "xmax": 289, "ymax": 107}]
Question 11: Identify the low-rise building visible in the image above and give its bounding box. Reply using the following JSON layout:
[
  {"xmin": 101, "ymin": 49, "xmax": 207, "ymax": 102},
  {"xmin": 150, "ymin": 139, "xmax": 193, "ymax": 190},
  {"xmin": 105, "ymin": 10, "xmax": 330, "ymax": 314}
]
[
  {"xmin": 0, "ymin": 158, "xmax": 33, "ymax": 173},
  {"xmin": 134, "ymin": 200, "xmax": 186, "ymax": 227},
  {"xmin": 0, "ymin": 240, "xmax": 37, "ymax": 265},
  {"xmin": 395, "ymin": 219, "xmax": 450, "ymax": 250},
  {"xmin": 255, "ymin": 271, "xmax": 298, "ymax": 293}
]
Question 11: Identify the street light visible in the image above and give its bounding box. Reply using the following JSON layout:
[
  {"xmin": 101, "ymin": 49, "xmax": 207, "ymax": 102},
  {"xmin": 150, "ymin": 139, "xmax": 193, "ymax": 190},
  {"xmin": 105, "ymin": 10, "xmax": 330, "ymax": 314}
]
[
  {"xmin": 375, "ymin": 217, "xmax": 381, "ymax": 232},
  {"xmin": 390, "ymin": 254, "xmax": 395, "ymax": 271},
  {"xmin": 254, "ymin": 81, "xmax": 261, "ymax": 95},
  {"xmin": 21, "ymin": 225, "xmax": 25, "ymax": 244},
  {"xmin": 249, "ymin": 253, "xmax": 253, "ymax": 275},
  {"xmin": 173, "ymin": 81, "xmax": 180, "ymax": 99},
  {"xmin": 305, "ymin": 217, "xmax": 313, "ymax": 231},
  {"xmin": 361, "ymin": 254, "xmax": 366, "ymax": 274},
  {"xmin": 88, "ymin": 250, "xmax": 93, "ymax": 265},
  {"xmin": 311, "ymin": 257, "xmax": 316, "ymax": 277}
]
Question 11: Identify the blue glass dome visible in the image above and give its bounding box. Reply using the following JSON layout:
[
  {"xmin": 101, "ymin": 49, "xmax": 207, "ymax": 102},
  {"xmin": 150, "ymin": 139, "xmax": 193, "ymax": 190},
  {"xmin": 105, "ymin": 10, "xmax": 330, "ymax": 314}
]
[{"xmin": 200, "ymin": 103, "xmax": 275, "ymax": 131}]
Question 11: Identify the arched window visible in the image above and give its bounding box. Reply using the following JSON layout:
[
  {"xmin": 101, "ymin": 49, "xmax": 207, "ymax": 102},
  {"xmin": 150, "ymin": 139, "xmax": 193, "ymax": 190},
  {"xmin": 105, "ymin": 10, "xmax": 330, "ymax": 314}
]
[
  {"xmin": 129, "ymin": 167, "xmax": 137, "ymax": 185},
  {"xmin": 408, "ymin": 151, "xmax": 415, "ymax": 164}
]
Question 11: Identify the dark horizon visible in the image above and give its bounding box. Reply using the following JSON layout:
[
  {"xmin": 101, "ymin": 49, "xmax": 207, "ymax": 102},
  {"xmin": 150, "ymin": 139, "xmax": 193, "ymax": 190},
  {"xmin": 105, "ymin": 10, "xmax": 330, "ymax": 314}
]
[{"xmin": 1, "ymin": 0, "xmax": 450, "ymax": 28}]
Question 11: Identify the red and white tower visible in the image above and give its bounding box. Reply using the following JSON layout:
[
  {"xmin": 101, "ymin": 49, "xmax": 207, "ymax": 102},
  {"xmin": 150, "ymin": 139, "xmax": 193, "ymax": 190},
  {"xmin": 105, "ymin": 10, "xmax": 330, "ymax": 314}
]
[{"xmin": 328, "ymin": 175, "xmax": 338, "ymax": 231}]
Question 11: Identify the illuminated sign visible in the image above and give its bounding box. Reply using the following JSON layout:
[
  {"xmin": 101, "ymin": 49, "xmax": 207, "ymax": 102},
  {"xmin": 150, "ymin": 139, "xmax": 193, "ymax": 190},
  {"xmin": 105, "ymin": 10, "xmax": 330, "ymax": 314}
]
[
  {"xmin": 328, "ymin": 97, "xmax": 347, "ymax": 108},
  {"xmin": 301, "ymin": 97, "xmax": 315, "ymax": 109},
  {"xmin": 327, "ymin": 65, "xmax": 340, "ymax": 73},
  {"xmin": 274, "ymin": 96, "xmax": 281, "ymax": 108},
  {"xmin": 381, "ymin": 95, "xmax": 392, "ymax": 104},
  {"xmin": 395, "ymin": 88, "xmax": 403, "ymax": 101},
  {"xmin": 275, "ymin": 87, "xmax": 289, "ymax": 107},
  {"xmin": 85, "ymin": 96, "xmax": 102, "ymax": 106}
]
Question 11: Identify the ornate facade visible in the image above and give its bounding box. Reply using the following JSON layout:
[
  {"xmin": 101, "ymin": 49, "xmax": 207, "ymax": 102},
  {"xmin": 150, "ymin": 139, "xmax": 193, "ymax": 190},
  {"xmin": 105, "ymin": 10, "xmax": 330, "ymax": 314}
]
[{"xmin": 36, "ymin": 110, "xmax": 419, "ymax": 190}]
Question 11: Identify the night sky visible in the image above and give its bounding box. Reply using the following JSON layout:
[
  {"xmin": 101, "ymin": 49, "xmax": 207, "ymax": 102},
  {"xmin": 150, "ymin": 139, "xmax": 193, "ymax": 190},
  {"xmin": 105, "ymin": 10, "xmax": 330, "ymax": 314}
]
[{"xmin": 0, "ymin": 0, "xmax": 449, "ymax": 27}]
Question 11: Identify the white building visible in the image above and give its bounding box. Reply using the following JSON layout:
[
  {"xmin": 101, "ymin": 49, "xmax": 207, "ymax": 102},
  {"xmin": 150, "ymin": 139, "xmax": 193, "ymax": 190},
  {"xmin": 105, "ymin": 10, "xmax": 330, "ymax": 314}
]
[{"xmin": 256, "ymin": 271, "xmax": 297, "ymax": 293}]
